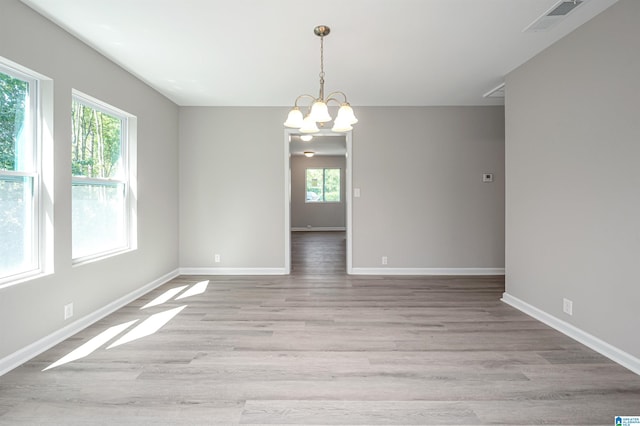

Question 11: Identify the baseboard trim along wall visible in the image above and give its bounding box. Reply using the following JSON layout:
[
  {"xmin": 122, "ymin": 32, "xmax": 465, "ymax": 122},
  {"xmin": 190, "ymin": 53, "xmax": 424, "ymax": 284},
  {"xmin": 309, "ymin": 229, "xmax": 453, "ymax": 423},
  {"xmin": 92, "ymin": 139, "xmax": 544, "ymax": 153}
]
[
  {"xmin": 502, "ymin": 292, "xmax": 640, "ymax": 376},
  {"xmin": 291, "ymin": 227, "xmax": 346, "ymax": 232},
  {"xmin": 350, "ymin": 267, "xmax": 505, "ymax": 276},
  {"xmin": 179, "ymin": 267, "xmax": 286, "ymax": 275},
  {"xmin": 0, "ymin": 269, "xmax": 180, "ymax": 376}
]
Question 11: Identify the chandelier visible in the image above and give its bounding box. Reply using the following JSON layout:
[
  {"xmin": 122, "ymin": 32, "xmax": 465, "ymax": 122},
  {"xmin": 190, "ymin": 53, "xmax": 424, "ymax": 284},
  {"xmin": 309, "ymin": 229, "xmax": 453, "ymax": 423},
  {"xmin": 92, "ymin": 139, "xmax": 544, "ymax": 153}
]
[{"xmin": 284, "ymin": 25, "xmax": 358, "ymax": 133}]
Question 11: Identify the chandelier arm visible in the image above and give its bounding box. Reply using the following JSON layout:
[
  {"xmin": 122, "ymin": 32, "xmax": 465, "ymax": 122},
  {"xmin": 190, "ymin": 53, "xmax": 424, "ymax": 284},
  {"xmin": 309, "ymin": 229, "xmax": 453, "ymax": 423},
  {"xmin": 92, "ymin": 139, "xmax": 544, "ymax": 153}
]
[
  {"xmin": 294, "ymin": 94, "xmax": 317, "ymax": 107},
  {"xmin": 325, "ymin": 91, "xmax": 349, "ymax": 105},
  {"xmin": 324, "ymin": 98, "xmax": 342, "ymax": 107}
]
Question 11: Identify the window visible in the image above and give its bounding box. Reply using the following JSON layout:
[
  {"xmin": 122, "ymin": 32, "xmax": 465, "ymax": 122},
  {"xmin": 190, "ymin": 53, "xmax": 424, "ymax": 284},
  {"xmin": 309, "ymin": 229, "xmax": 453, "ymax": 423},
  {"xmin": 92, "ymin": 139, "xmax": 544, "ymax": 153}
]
[
  {"xmin": 305, "ymin": 168, "xmax": 341, "ymax": 202},
  {"xmin": 0, "ymin": 62, "xmax": 40, "ymax": 283},
  {"xmin": 71, "ymin": 91, "xmax": 135, "ymax": 261}
]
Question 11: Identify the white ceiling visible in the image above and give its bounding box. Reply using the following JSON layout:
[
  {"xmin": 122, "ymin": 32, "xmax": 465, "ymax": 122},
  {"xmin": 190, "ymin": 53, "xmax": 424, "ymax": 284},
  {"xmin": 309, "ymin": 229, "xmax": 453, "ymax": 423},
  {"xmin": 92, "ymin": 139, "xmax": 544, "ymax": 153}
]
[
  {"xmin": 21, "ymin": 0, "xmax": 618, "ymax": 107},
  {"xmin": 290, "ymin": 134, "xmax": 346, "ymax": 157}
]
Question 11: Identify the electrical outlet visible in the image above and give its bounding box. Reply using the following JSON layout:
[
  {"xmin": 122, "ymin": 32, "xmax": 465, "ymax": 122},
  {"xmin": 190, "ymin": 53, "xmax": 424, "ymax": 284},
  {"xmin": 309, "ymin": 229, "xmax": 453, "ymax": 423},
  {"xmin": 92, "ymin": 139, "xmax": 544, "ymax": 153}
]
[
  {"xmin": 214, "ymin": 254, "xmax": 221, "ymax": 263},
  {"xmin": 64, "ymin": 303, "xmax": 73, "ymax": 320},
  {"xmin": 382, "ymin": 256, "xmax": 388, "ymax": 265},
  {"xmin": 563, "ymin": 298, "xmax": 573, "ymax": 316}
]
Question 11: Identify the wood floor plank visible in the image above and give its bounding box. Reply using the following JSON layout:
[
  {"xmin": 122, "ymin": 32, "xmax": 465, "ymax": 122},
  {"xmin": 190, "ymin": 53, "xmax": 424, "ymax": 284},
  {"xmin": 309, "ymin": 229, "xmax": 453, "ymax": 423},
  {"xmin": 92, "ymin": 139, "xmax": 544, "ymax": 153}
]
[
  {"xmin": 240, "ymin": 400, "xmax": 481, "ymax": 425},
  {"xmin": 1, "ymin": 231, "xmax": 639, "ymax": 424}
]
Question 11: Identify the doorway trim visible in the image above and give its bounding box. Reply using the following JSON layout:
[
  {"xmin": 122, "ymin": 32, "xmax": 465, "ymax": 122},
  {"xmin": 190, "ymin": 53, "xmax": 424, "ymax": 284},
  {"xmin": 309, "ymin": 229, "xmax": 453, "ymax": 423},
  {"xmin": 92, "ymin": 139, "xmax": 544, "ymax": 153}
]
[{"xmin": 284, "ymin": 129, "xmax": 353, "ymax": 274}]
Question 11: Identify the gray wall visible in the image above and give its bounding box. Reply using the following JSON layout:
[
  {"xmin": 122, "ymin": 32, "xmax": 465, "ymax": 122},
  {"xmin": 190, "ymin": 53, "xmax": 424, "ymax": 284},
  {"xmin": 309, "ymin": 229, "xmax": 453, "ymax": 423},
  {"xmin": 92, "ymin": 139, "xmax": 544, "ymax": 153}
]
[
  {"xmin": 353, "ymin": 107, "xmax": 505, "ymax": 269},
  {"xmin": 505, "ymin": 0, "xmax": 640, "ymax": 357},
  {"xmin": 0, "ymin": 1, "xmax": 179, "ymax": 360},
  {"xmin": 291, "ymin": 155, "xmax": 346, "ymax": 229},
  {"xmin": 179, "ymin": 106, "xmax": 505, "ymax": 271},
  {"xmin": 179, "ymin": 107, "xmax": 285, "ymax": 268}
]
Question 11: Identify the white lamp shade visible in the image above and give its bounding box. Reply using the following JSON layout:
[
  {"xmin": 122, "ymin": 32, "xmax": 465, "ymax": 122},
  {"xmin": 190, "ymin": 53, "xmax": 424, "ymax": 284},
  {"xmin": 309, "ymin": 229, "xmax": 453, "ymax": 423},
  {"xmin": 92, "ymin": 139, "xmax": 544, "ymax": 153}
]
[
  {"xmin": 303, "ymin": 151, "xmax": 315, "ymax": 157},
  {"xmin": 331, "ymin": 118, "xmax": 353, "ymax": 132},
  {"xmin": 300, "ymin": 135, "xmax": 313, "ymax": 142},
  {"xmin": 309, "ymin": 101, "xmax": 332, "ymax": 122},
  {"xmin": 284, "ymin": 108, "xmax": 304, "ymax": 128},
  {"xmin": 336, "ymin": 104, "xmax": 358, "ymax": 125},
  {"xmin": 300, "ymin": 115, "xmax": 320, "ymax": 133}
]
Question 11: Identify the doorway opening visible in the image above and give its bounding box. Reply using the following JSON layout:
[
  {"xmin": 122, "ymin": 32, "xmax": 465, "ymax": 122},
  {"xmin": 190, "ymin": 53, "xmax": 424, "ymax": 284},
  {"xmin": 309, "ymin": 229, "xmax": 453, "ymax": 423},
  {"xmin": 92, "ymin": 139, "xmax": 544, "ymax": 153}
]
[
  {"xmin": 284, "ymin": 129, "xmax": 352, "ymax": 274},
  {"xmin": 290, "ymin": 230, "xmax": 346, "ymax": 275}
]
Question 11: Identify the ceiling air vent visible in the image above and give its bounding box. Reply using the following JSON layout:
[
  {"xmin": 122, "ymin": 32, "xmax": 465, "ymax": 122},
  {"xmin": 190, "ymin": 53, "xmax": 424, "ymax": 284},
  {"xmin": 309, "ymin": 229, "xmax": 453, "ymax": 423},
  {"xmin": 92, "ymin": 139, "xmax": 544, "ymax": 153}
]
[{"xmin": 524, "ymin": 0, "xmax": 584, "ymax": 32}]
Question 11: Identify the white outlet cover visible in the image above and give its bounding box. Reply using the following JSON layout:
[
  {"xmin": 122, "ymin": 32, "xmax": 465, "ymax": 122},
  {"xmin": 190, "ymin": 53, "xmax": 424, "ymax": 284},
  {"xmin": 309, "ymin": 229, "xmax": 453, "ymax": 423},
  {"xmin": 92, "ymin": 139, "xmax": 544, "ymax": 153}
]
[{"xmin": 64, "ymin": 303, "xmax": 73, "ymax": 319}]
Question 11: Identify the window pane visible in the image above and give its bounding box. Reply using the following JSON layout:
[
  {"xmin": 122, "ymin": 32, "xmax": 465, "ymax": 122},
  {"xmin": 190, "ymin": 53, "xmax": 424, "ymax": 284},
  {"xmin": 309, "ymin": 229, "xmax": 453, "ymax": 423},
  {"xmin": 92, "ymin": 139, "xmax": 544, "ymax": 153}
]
[
  {"xmin": 0, "ymin": 175, "xmax": 35, "ymax": 277},
  {"xmin": 305, "ymin": 168, "xmax": 341, "ymax": 203},
  {"xmin": 72, "ymin": 182, "xmax": 126, "ymax": 259},
  {"xmin": 0, "ymin": 72, "xmax": 33, "ymax": 171},
  {"xmin": 71, "ymin": 101, "xmax": 122, "ymax": 179},
  {"xmin": 0, "ymin": 71, "xmax": 30, "ymax": 172},
  {"xmin": 306, "ymin": 168, "xmax": 323, "ymax": 202},
  {"xmin": 324, "ymin": 168, "xmax": 341, "ymax": 202}
]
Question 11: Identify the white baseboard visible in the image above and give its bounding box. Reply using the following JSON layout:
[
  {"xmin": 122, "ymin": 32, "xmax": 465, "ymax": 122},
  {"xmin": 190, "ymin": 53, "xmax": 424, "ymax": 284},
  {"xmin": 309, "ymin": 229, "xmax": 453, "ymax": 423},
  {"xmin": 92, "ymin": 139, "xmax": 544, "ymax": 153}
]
[
  {"xmin": 502, "ymin": 292, "xmax": 640, "ymax": 376},
  {"xmin": 179, "ymin": 267, "xmax": 286, "ymax": 275},
  {"xmin": 291, "ymin": 227, "xmax": 346, "ymax": 232},
  {"xmin": 0, "ymin": 268, "xmax": 180, "ymax": 376},
  {"xmin": 350, "ymin": 267, "xmax": 505, "ymax": 276}
]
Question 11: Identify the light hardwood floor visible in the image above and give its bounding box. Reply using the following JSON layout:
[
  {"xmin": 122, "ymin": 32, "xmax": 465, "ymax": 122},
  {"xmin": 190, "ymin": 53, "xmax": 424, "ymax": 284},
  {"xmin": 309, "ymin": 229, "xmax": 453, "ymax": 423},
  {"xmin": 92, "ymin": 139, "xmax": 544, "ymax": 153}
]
[{"xmin": 1, "ymin": 231, "xmax": 639, "ymax": 425}]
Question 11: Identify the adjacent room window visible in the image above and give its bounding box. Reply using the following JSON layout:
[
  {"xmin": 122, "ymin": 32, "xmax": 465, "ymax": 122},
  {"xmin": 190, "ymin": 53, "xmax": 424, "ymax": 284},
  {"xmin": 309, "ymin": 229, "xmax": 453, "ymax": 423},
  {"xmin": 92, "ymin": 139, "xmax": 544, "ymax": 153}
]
[
  {"xmin": 0, "ymin": 62, "xmax": 40, "ymax": 283},
  {"xmin": 305, "ymin": 168, "xmax": 341, "ymax": 203},
  {"xmin": 71, "ymin": 91, "xmax": 134, "ymax": 261}
]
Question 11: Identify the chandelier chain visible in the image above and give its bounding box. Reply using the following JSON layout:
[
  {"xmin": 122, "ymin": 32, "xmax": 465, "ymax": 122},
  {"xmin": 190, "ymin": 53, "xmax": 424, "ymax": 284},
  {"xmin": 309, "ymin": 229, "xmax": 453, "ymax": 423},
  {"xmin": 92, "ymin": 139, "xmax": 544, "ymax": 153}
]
[{"xmin": 319, "ymin": 35, "xmax": 325, "ymax": 99}]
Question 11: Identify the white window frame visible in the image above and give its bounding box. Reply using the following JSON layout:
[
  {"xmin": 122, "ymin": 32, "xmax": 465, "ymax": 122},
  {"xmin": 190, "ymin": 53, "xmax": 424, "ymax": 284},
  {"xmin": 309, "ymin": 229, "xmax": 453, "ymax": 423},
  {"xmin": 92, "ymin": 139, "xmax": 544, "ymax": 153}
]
[
  {"xmin": 71, "ymin": 90, "xmax": 136, "ymax": 264},
  {"xmin": 0, "ymin": 60, "xmax": 43, "ymax": 287},
  {"xmin": 305, "ymin": 167, "xmax": 342, "ymax": 203}
]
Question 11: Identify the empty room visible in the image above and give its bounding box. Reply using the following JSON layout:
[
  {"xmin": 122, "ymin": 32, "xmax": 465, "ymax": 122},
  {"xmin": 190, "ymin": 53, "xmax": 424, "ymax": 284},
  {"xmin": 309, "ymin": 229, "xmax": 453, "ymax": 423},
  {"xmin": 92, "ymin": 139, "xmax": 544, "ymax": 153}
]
[{"xmin": 1, "ymin": 0, "xmax": 639, "ymax": 424}]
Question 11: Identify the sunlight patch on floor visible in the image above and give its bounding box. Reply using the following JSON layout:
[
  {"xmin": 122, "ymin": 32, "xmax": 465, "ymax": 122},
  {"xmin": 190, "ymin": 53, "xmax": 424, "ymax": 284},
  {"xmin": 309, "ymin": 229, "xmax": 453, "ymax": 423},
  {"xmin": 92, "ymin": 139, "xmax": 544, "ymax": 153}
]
[
  {"xmin": 42, "ymin": 280, "xmax": 210, "ymax": 371},
  {"xmin": 141, "ymin": 285, "xmax": 189, "ymax": 309},
  {"xmin": 107, "ymin": 305, "xmax": 187, "ymax": 349},
  {"xmin": 43, "ymin": 320, "xmax": 138, "ymax": 371},
  {"xmin": 176, "ymin": 280, "xmax": 209, "ymax": 300}
]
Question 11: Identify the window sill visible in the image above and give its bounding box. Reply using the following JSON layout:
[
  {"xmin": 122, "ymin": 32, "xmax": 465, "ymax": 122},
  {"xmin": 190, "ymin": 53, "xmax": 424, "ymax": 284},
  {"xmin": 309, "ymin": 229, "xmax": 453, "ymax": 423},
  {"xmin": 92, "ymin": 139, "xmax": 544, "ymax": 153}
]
[
  {"xmin": 0, "ymin": 269, "xmax": 52, "ymax": 290},
  {"xmin": 72, "ymin": 246, "xmax": 136, "ymax": 268}
]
